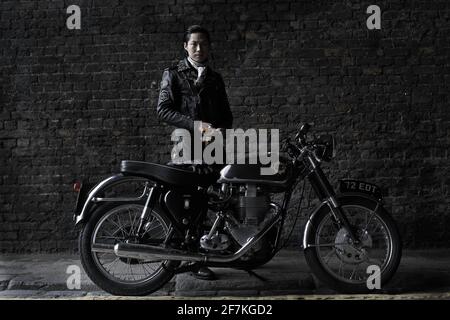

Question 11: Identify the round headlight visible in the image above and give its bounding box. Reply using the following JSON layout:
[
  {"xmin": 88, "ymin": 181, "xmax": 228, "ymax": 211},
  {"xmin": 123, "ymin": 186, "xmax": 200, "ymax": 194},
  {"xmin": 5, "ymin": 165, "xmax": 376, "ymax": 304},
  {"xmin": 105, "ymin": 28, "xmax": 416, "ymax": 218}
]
[{"xmin": 315, "ymin": 134, "xmax": 335, "ymax": 162}]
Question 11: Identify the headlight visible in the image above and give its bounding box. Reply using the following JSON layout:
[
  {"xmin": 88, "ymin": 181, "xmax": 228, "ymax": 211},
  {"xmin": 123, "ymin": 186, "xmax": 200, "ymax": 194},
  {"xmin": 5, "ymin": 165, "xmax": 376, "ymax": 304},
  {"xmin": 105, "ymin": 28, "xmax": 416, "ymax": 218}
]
[{"xmin": 314, "ymin": 134, "xmax": 335, "ymax": 162}]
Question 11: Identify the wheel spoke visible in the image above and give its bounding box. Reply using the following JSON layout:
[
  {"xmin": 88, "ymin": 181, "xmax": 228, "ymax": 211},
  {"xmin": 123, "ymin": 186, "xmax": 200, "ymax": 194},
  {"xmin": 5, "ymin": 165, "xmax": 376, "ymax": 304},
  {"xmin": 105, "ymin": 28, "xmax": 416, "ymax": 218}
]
[
  {"xmin": 310, "ymin": 242, "xmax": 353, "ymax": 248},
  {"xmin": 338, "ymin": 260, "xmax": 344, "ymax": 277},
  {"xmin": 105, "ymin": 218, "xmax": 128, "ymax": 238},
  {"xmin": 142, "ymin": 262, "xmax": 158, "ymax": 275},
  {"xmin": 130, "ymin": 209, "xmax": 139, "ymax": 235},
  {"xmin": 127, "ymin": 209, "xmax": 134, "ymax": 234},
  {"xmin": 91, "ymin": 204, "xmax": 170, "ymax": 284},
  {"xmin": 323, "ymin": 249, "xmax": 336, "ymax": 265},
  {"xmin": 141, "ymin": 219, "xmax": 161, "ymax": 238},
  {"xmin": 150, "ymin": 228, "xmax": 165, "ymax": 239},
  {"xmin": 128, "ymin": 263, "xmax": 136, "ymax": 281},
  {"xmin": 99, "ymin": 227, "xmax": 115, "ymax": 238},
  {"xmin": 104, "ymin": 257, "xmax": 120, "ymax": 274},
  {"xmin": 363, "ymin": 203, "xmax": 379, "ymax": 232},
  {"xmin": 313, "ymin": 203, "xmax": 394, "ymax": 285},
  {"xmin": 95, "ymin": 236, "xmax": 126, "ymax": 241},
  {"xmin": 367, "ymin": 257, "xmax": 384, "ymax": 267},
  {"xmin": 116, "ymin": 214, "xmax": 128, "ymax": 238},
  {"xmin": 349, "ymin": 265, "xmax": 358, "ymax": 280}
]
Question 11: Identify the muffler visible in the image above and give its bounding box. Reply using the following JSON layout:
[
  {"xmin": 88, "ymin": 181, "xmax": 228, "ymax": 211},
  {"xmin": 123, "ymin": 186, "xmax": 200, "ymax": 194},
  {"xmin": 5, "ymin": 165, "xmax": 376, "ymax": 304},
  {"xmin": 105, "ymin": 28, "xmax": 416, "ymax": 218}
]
[{"xmin": 114, "ymin": 243, "xmax": 205, "ymax": 262}]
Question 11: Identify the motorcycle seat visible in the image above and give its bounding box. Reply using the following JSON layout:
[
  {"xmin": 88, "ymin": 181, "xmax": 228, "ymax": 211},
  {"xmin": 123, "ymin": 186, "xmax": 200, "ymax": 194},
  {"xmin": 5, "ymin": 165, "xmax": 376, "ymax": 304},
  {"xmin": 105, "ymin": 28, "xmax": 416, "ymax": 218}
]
[{"xmin": 120, "ymin": 160, "xmax": 219, "ymax": 187}]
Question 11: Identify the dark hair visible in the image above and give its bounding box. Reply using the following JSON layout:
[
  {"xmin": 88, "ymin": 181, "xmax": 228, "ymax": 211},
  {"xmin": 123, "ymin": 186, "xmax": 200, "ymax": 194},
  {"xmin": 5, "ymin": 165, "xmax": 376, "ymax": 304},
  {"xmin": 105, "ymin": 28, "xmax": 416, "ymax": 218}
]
[{"xmin": 184, "ymin": 25, "xmax": 211, "ymax": 44}]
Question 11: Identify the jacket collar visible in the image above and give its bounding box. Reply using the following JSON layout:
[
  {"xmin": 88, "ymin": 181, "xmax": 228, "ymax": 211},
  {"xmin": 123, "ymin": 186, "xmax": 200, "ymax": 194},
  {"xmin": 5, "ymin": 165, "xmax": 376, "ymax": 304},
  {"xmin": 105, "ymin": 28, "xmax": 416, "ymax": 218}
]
[
  {"xmin": 178, "ymin": 58, "xmax": 211, "ymax": 73},
  {"xmin": 177, "ymin": 58, "xmax": 191, "ymax": 72}
]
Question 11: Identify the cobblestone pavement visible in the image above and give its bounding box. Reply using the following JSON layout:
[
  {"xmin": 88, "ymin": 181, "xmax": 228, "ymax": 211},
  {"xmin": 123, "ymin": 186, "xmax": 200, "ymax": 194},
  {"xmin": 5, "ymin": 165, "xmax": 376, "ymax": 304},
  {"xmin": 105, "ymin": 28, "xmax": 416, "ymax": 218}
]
[
  {"xmin": 0, "ymin": 291, "xmax": 450, "ymax": 300},
  {"xmin": 1, "ymin": 249, "xmax": 450, "ymax": 300}
]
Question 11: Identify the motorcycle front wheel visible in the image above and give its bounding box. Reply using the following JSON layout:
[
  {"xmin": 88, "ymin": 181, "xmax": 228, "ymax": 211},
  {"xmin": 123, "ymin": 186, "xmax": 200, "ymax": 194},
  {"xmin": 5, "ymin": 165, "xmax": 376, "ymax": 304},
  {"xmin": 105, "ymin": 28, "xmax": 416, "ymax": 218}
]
[
  {"xmin": 304, "ymin": 195, "xmax": 402, "ymax": 293},
  {"xmin": 79, "ymin": 203, "xmax": 179, "ymax": 296}
]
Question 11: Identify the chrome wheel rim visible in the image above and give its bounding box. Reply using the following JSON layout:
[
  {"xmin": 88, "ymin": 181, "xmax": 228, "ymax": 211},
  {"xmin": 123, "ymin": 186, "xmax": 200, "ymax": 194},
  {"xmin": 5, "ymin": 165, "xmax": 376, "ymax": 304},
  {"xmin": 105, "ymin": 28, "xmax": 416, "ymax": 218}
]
[
  {"xmin": 314, "ymin": 205, "xmax": 393, "ymax": 284},
  {"xmin": 91, "ymin": 204, "xmax": 169, "ymax": 284}
]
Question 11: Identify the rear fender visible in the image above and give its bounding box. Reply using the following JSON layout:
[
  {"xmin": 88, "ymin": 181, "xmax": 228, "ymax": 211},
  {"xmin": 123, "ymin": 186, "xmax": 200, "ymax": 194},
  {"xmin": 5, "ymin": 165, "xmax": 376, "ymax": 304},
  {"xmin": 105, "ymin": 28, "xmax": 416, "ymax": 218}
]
[{"xmin": 74, "ymin": 174, "xmax": 151, "ymax": 226}]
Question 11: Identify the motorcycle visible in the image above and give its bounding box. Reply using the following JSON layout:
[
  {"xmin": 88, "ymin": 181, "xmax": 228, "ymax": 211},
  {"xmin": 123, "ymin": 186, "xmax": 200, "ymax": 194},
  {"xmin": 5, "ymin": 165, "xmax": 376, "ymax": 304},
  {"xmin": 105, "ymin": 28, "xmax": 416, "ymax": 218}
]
[{"xmin": 72, "ymin": 123, "xmax": 402, "ymax": 295}]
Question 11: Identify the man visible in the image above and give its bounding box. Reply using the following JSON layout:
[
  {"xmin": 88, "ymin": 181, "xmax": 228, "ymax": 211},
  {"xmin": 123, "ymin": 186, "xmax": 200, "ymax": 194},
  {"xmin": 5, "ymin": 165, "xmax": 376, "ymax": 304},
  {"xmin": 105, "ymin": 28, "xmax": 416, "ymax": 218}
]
[
  {"xmin": 156, "ymin": 25, "xmax": 233, "ymax": 280},
  {"xmin": 157, "ymin": 25, "xmax": 233, "ymax": 139}
]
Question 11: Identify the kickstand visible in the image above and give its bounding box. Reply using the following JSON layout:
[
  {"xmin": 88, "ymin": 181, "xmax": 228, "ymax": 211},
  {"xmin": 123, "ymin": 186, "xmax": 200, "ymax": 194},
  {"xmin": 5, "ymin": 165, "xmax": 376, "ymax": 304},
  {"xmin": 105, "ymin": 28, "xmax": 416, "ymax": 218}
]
[{"xmin": 246, "ymin": 269, "xmax": 268, "ymax": 282}]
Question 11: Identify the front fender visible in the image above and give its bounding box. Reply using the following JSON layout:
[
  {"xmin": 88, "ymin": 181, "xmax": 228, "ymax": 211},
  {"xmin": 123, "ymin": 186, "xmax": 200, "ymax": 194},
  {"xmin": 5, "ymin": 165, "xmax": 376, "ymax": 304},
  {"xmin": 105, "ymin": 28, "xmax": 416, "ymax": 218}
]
[
  {"xmin": 302, "ymin": 200, "xmax": 330, "ymax": 250},
  {"xmin": 302, "ymin": 193, "xmax": 382, "ymax": 249},
  {"xmin": 74, "ymin": 174, "xmax": 149, "ymax": 226}
]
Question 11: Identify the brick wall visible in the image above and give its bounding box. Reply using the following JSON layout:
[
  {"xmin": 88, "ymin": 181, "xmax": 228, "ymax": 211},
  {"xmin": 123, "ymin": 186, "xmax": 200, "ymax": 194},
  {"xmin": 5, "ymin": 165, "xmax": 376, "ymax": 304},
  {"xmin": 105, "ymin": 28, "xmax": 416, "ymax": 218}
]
[{"xmin": 1, "ymin": 0, "xmax": 449, "ymax": 252}]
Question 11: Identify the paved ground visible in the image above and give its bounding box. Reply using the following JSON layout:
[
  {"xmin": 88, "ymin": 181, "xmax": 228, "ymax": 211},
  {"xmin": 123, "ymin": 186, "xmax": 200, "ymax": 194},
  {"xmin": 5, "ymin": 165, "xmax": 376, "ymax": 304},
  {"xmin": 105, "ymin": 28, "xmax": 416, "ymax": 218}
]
[{"xmin": 0, "ymin": 249, "xmax": 449, "ymax": 300}]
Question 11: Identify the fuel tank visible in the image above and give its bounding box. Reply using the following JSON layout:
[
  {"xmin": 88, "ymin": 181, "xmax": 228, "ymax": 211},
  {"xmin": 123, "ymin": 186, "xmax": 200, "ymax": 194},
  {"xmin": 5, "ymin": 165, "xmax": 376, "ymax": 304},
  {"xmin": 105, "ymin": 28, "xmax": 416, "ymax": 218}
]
[{"xmin": 217, "ymin": 157, "xmax": 296, "ymax": 191}]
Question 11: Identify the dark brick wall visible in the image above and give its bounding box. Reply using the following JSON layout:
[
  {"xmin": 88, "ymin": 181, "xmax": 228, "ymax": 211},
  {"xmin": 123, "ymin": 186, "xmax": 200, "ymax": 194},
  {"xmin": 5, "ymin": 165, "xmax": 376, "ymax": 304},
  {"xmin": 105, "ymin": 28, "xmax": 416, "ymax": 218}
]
[{"xmin": 1, "ymin": 0, "xmax": 449, "ymax": 252}]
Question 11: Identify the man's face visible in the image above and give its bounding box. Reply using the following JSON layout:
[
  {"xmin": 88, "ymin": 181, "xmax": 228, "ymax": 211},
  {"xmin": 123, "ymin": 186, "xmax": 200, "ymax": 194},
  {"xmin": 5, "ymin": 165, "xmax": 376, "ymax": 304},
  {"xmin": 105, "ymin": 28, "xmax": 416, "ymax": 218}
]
[{"xmin": 184, "ymin": 33, "xmax": 210, "ymax": 63}]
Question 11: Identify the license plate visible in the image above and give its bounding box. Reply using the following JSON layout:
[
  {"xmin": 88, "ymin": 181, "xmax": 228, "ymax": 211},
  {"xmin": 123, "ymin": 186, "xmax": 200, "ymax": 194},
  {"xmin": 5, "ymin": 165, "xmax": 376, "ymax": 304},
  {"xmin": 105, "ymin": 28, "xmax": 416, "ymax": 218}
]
[{"xmin": 339, "ymin": 179, "xmax": 382, "ymax": 199}]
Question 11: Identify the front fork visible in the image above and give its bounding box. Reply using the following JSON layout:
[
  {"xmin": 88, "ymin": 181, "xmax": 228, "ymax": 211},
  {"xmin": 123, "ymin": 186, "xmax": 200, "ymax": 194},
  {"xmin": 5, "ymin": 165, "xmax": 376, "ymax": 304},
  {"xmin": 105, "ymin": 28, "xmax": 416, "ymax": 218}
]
[
  {"xmin": 325, "ymin": 195, "xmax": 360, "ymax": 245},
  {"xmin": 306, "ymin": 156, "xmax": 361, "ymax": 244}
]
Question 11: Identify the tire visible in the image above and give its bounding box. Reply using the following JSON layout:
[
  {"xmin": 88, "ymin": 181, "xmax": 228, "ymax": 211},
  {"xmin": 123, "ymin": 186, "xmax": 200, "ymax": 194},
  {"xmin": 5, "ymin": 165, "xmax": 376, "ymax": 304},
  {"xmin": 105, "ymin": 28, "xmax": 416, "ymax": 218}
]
[
  {"xmin": 79, "ymin": 203, "xmax": 180, "ymax": 296},
  {"xmin": 304, "ymin": 195, "xmax": 402, "ymax": 293}
]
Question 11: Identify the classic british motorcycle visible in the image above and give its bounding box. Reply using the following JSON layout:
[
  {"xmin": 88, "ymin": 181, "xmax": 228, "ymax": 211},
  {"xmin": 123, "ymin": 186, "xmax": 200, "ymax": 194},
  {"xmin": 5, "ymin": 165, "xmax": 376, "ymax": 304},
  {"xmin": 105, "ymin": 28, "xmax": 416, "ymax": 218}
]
[{"xmin": 73, "ymin": 123, "xmax": 402, "ymax": 295}]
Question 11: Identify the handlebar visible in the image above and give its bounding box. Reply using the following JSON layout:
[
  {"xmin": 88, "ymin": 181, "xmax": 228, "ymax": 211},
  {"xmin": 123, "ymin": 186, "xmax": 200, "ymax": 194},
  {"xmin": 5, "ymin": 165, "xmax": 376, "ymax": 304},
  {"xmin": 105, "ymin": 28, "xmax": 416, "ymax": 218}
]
[
  {"xmin": 294, "ymin": 123, "xmax": 311, "ymax": 142},
  {"xmin": 282, "ymin": 122, "xmax": 315, "ymax": 159}
]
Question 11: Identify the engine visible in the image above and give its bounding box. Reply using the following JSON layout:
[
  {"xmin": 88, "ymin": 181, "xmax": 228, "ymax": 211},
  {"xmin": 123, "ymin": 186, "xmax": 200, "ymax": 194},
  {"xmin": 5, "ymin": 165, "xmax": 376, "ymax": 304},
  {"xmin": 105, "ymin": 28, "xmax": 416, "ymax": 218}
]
[
  {"xmin": 201, "ymin": 183, "xmax": 277, "ymax": 252},
  {"xmin": 225, "ymin": 184, "xmax": 272, "ymax": 245},
  {"xmin": 236, "ymin": 184, "xmax": 270, "ymax": 225}
]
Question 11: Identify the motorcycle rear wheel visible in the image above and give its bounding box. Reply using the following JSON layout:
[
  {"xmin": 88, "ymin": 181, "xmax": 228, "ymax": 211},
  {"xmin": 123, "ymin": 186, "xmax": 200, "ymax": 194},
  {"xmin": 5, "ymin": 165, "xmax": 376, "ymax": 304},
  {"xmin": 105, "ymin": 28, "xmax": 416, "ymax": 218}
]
[
  {"xmin": 304, "ymin": 195, "xmax": 402, "ymax": 293},
  {"xmin": 79, "ymin": 203, "xmax": 179, "ymax": 296}
]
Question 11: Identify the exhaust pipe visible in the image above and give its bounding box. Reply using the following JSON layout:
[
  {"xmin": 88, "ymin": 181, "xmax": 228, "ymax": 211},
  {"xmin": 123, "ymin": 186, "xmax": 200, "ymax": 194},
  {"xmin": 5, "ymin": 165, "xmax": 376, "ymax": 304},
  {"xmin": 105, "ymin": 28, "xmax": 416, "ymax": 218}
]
[
  {"xmin": 114, "ymin": 214, "xmax": 280, "ymax": 263},
  {"xmin": 114, "ymin": 243, "xmax": 206, "ymax": 262}
]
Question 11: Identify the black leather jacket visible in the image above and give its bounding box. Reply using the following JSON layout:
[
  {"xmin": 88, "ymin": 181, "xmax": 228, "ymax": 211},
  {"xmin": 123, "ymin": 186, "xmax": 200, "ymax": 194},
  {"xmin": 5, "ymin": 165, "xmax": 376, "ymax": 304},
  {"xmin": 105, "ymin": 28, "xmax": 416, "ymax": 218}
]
[{"xmin": 157, "ymin": 58, "xmax": 233, "ymax": 132}]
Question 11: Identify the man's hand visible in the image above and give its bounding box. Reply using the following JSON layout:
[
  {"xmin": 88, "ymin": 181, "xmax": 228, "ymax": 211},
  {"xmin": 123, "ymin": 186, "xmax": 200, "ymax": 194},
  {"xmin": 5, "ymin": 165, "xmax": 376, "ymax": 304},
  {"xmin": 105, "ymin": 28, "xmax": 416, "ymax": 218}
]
[
  {"xmin": 197, "ymin": 121, "xmax": 213, "ymax": 134},
  {"xmin": 200, "ymin": 123, "xmax": 223, "ymax": 143}
]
